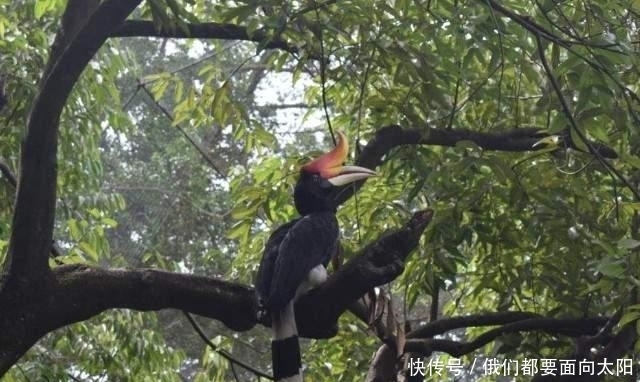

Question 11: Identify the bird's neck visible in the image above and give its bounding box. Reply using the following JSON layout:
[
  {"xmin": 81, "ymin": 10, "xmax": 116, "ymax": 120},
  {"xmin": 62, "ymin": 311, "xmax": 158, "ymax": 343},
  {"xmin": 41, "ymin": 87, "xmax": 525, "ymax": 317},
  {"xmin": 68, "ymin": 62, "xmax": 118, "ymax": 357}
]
[
  {"xmin": 294, "ymin": 200, "xmax": 336, "ymax": 216},
  {"xmin": 293, "ymin": 189, "xmax": 336, "ymax": 215}
]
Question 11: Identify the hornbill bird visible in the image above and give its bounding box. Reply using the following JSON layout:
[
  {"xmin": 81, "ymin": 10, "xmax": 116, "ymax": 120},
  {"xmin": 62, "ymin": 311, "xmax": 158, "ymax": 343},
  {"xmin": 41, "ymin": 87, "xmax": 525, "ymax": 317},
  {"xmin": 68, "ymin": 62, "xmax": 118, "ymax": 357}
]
[{"xmin": 255, "ymin": 132, "xmax": 376, "ymax": 382}]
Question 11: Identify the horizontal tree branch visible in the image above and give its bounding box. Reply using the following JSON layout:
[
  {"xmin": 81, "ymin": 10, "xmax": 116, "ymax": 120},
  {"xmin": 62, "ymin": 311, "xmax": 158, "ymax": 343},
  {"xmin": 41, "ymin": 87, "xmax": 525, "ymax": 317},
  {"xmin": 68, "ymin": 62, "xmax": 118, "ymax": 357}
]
[
  {"xmin": 112, "ymin": 20, "xmax": 299, "ymax": 54},
  {"xmin": 333, "ymin": 124, "xmax": 616, "ymax": 205},
  {"xmin": 405, "ymin": 316, "xmax": 609, "ymax": 358},
  {"xmin": 0, "ymin": 209, "xmax": 433, "ymax": 375},
  {"xmin": 407, "ymin": 311, "xmax": 543, "ymax": 339},
  {"xmin": 0, "ymin": 265, "xmax": 255, "ymax": 374}
]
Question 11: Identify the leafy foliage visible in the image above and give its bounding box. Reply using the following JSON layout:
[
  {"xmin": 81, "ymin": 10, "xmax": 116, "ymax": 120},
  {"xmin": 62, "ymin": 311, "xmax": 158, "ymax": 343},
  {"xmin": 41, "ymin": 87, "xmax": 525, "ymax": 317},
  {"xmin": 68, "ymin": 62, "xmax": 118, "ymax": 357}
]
[{"xmin": 2, "ymin": 0, "xmax": 640, "ymax": 380}]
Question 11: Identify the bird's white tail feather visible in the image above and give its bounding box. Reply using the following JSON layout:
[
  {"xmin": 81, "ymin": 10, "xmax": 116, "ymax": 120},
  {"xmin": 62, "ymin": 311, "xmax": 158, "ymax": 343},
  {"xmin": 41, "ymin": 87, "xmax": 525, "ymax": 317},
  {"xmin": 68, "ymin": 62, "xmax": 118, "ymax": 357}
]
[
  {"xmin": 273, "ymin": 300, "xmax": 297, "ymax": 340},
  {"xmin": 271, "ymin": 265, "xmax": 327, "ymax": 382},
  {"xmin": 271, "ymin": 301, "xmax": 302, "ymax": 382}
]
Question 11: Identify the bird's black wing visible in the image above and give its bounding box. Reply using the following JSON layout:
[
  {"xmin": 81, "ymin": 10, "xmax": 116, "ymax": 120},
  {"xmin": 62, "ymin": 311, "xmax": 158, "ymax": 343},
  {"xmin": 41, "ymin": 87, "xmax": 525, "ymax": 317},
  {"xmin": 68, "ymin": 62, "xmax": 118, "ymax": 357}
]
[
  {"xmin": 255, "ymin": 218, "xmax": 301, "ymax": 307},
  {"xmin": 266, "ymin": 211, "xmax": 338, "ymax": 312}
]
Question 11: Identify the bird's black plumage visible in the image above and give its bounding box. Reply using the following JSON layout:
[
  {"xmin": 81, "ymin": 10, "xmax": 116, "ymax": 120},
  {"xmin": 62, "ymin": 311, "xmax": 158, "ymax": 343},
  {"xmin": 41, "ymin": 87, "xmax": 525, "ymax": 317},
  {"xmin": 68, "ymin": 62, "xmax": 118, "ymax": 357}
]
[
  {"xmin": 254, "ymin": 132, "xmax": 375, "ymax": 382},
  {"xmin": 293, "ymin": 172, "xmax": 337, "ymax": 215},
  {"xmin": 255, "ymin": 171, "xmax": 339, "ymax": 312},
  {"xmin": 255, "ymin": 218, "xmax": 300, "ymax": 308}
]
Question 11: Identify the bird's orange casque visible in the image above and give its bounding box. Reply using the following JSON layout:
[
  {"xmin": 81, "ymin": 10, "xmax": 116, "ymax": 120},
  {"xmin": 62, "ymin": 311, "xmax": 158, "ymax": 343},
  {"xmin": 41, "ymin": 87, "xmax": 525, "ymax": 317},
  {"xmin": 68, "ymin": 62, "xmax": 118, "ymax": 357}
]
[
  {"xmin": 301, "ymin": 131, "xmax": 349, "ymax": 178},
  {"xmin": 301, "ymin": 132, "xmax": 376, "ymax": 186}
]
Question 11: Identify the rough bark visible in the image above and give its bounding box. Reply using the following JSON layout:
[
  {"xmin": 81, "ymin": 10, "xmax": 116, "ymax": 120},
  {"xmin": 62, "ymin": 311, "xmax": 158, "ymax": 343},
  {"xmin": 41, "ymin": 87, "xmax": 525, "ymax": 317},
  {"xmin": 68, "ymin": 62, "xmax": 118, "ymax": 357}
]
[
  {"xmin": 2, "ymin": 0, "xmax": 143, "ymax": 293},
  {"xmin": 0, "ymin": 209, "xmax": 433, "ymax": 375}
]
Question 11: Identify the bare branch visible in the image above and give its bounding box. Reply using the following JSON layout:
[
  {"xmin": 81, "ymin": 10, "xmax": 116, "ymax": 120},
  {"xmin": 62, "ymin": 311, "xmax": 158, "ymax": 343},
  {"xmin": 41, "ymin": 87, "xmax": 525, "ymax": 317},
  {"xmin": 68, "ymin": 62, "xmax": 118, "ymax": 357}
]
[
  {"xmin": 0, "ymin": 209, "xmax": 433, "ymax": 375},
  {"xmin": 407, "ymin": 311, "xmax": 542, "ymax": 339},
  {"xmin": 0, "ymin": 76, "xmax": 7, "ymax": 113},
  {"xmin": 183, "ymin": 312, "xmax": 273, "ymax": 380},
  {"xmin": 333, "ymin": 124, "xmax": 615, "ymax": 206},
  {"xmin": 405, "ymin": 317, "xmax": 608, "ymax": 358},
  {"xmin": 0, "ymin": 159, "xmax": 17, "ymax": 188},
  {"xmin": 0, "ymin": 265, "xmax": 255, "ymax": 375},
  {"xmin": 137, "ymin": 82, "xmax": 227, "ymax": 177},
  {"xmin": 112, "ymin": 21, "xmax": 299, "ymax": 54}
]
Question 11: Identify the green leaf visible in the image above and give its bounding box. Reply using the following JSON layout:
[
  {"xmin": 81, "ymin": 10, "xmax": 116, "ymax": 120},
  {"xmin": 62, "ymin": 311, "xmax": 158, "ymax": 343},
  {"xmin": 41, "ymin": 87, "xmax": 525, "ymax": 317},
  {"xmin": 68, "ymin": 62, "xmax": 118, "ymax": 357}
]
[
  {"xmin": 230, "ymin": 205, "xmax": 256, "ymax": 220},
  {"xmin": 619, "ymin": 310, "xmax": 640, "ymax": 327},
  {"xmin": 68, "ymin": 219, "xmax": 81, "ymax": 240},
  {"xmin": 227, "ymin": 221, "xmax": 249, "ymax": 240},
  {"xmin": 618, "ymin": 238, "xmax": 640, "ymax": 250},
  {"xmin": 34, "ymin": 0, "xmax": 51, "ymax": 19},
  {"xmin": 595, "ymin": 257, "xmax": 626, "ymax": 279},
  {"xmin": 78, "ymin": 241, "xmax": 99, "ymax": 262},
  {"xmin": 569, "ymin": 126, "xmax": 589, "ymax": 153},
  {"xmin": 101, "ymin": 217, "xmax": 118, "ymax": 228}
]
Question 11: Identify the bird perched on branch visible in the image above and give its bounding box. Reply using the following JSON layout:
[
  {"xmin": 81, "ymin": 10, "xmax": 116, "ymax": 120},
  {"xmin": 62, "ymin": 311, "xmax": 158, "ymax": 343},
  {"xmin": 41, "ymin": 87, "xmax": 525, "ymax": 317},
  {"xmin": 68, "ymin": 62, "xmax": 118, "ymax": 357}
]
[{"xmin": 255, "ymin": 132, "xmax": 376, "ymax": 382}]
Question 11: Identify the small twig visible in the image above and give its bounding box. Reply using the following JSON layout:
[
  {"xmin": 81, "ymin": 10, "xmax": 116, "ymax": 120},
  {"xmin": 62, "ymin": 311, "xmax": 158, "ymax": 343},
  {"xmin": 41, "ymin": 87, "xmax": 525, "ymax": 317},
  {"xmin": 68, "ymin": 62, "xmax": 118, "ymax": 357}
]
[
  {"xmin": 429, "ymin": 286, "xmax": 439, "ymax": 322},
  {"xmin": 534, "ymin": 35, "xmax": 640, "ymax": 201},
  {"xmin": 313, "ymin": 0, "xmax": 335, "ymax": 146},
  {"xmin": 556, "ymin": 157, "xmax": 595, "ymax": 175},
  {"xmin": 405, "ymin": 316, "xmax": 609, "ymax": 357},
  {"xmin": 0, "ymin": 76, "xmax": 7, "ymax": 113},
  {"xmin": 122, "ymin": 83, "xmax": 141, "ymax": 110},
  {"xmin": 355, "ymin": 50, "xmax": 375, "ymax": 143},
  {"xmin": 229, "ymin": 361, "xmax": 240, "ymax": 382},
  {"xmin": 66, "ymin": 372, "xmax": 83, "ymax": 382},
  {"xmin": 138, "ymin": 81, "xmax": 226, "ymax": 178},
  {"xmin": 0, "ymin": 159, "xmax": 17, "ymax": 188},
  {"xmin": 290, "ymin": 0, "xmax": 337, "ymax": 20},
  {"xmin": 447, "ymin": 75, "xmax": 461, "ymax": 131},
  {"xmin": 182, "ymin": 311, "xmax": 273, "ymax": 380}
]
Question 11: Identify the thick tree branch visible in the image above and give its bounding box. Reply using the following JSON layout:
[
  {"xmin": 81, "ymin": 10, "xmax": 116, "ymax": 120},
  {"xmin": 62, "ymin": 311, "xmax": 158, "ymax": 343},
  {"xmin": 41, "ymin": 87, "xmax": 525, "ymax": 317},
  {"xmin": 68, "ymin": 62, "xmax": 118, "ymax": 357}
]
[
  {"xmin": 358, "ymin": 125, "xmax": 616, "ymax": 170},
  {"xmin": 0, "ymin": 265, "xmax": 255, "ymax": 375},
  {"xmin": 0, "ymin": 209, "xmax": 432, "ymax": 375},
  {"xmin": 3, "ymin": 0, "xmax": 143, "ymax": 291},
  {"xmin": 42, "ymin": 0, "xmax": 101, "ymax": 82},
  {"xmin": 333, "ymin": 124, "xmax": 615, "ymax": 206},
  {"xmin": 294, "ymin": 209, "xmax": 433, "ymax": 338},
  {"xmin": 112, "ymin": 20, "xmax": 299, "ymax": 54},
  {"xmin": 365, "ymin": 345, "xmax": 397, "ymax": 382}
]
